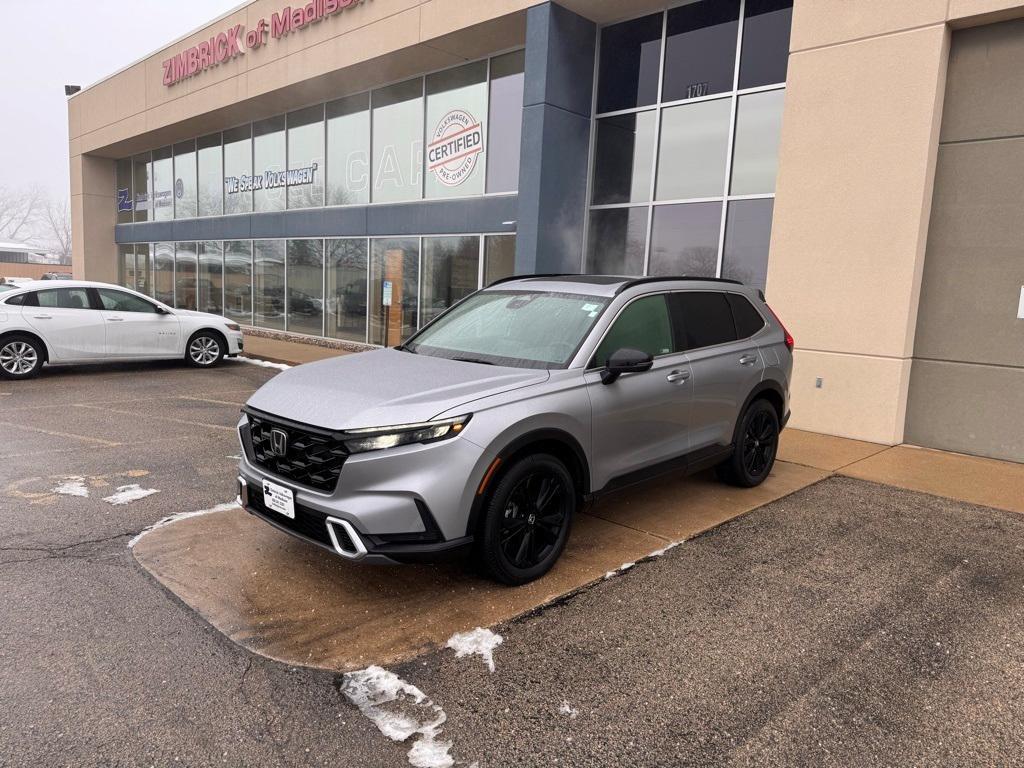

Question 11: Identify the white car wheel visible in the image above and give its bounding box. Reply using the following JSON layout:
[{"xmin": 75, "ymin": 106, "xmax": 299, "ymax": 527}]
[
  {"xmin": 0, "ymin": 337, "xmax": 43, "ymax": 379},
  {"xmin": 186, "ymin": 333, "xmax": 224, "ymax": 368}
]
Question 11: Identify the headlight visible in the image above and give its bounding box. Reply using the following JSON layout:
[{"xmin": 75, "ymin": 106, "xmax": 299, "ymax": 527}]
[
  {"xmin": 342, "ymin": 415, "xmax": 470, "ymax": 455},
  {"xmin": 225, "ymin": 323, "xmax": 241, "ymax": 332}
]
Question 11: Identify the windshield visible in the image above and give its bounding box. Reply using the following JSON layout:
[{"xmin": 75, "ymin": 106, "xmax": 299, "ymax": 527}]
[
  {"xmin": 0, "ymin": 284, "xmax": 18, "ymax": 293},
  {"xmin": 405, "ymin": 290, "xmax": 611, "ymax": 369}
]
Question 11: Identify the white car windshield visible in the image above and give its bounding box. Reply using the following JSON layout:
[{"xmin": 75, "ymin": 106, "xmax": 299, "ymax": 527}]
[{"xmin": 405, "ymin": 290, "xmax": 610, "ymax": 369}]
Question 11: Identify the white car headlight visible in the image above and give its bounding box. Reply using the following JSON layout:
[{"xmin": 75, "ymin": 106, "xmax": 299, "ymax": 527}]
[
  {"xmin": 342, "ymin": 415, "xmax": 470, "ymax": 455},
  {"xmin": 225, "ymin": 323, "xmax": 241, "ymax": 332}
]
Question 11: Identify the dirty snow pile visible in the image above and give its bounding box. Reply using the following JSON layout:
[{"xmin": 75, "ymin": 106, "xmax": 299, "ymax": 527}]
[
  {"xmin": 445, "ymin": 627, "xmax": 503, "ymax": 673},
  {"xmin": 559, "ymin": 701, "xmax": 578, "ymax": 718},
  {"xmin": 127, "ymin": 501, "xmax": 239, "ymax": 548},
  {"xmin": 53, "ymin": 477, "xmax": 89, "ymax": 497},
  {"xmin": 102, "ymin": 484, "xmax": 160, "ymax": 506},
  {"xmin": 234, "ymin": 357, "xmax": 293, "ymax": 371},
  {"xmin": 340, "ymin": 666, "xmax": 454, "ymax": 768}
]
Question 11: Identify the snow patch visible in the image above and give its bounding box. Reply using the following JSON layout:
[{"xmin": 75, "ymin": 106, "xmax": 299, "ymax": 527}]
[
  {"xmin": 128, "ymin": 501, "xmax": 238, "ymax": 548},
  {"xmin": 102, "ymin": 484, "xmax": 159, "ymax": 506},
  {"xmin": 559, "ymin": 701, "xmax": 578, "ymax": 719},
  {"xmin": 234, "ymin": 356, "xmax": 293, "ymax": 371},
  {"xmin": 53, "ymin": 477, "xmax": 89, "ymax": 498},
  {"xmin": 446, "ymin": 627, "xmax": 503, "ymax": 673},
  {"xmin": 340, "ymin": 665, "xmax": 454, "ymax": 768}
]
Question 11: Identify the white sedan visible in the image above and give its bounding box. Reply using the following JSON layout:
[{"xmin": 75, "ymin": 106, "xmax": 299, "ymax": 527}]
[{"xmin": 0, "ymin": 280, "xmax": 244, "ymax": 380}]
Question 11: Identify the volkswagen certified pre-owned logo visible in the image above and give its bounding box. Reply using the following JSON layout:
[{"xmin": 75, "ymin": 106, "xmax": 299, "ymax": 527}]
[{"xmin": 270, "ymin": 428, "xmax": 288, "ymax": 457}]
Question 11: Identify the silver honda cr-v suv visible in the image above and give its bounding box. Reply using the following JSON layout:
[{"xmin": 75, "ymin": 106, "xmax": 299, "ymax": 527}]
[{"xmin": 236, "ymin": 276, "xmax": 793, "ymax": 585}]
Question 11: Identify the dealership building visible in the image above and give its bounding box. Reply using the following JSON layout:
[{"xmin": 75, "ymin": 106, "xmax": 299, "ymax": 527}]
[{"xmin": 69, "ymin": 0, "xmax": 1024, "ymax": 462}]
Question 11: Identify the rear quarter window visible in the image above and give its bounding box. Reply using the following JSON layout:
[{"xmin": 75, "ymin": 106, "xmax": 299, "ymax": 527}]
[
  {"xmin": 3, "ymin": 293, "xmax": 26, "ymax": 306},
  {"xmin": 726, "ymin": 293, "xmax": 766, "ymax": 339},
  {"xmin": 671, "ymin": 292, "xmax": 738, "ymax": 350}
]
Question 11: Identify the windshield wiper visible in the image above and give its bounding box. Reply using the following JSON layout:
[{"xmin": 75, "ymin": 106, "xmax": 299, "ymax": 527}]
[
  {"xmin": 394, "ymin": 344, "xmax": 416, "ymax": 354},
  {"xmin": 452, "ymin": 356, "xmax": 495, "ymax": 366}
]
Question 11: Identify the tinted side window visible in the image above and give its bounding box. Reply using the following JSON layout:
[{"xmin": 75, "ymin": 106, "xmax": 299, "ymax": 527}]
[
  {"xmin": 4, "ymin": 293, "xmax": 25, "ymax": 306},
  {"xmin": 727, "ymin": 293, "xmax": 766, "ymax": 339},
  {"xmin": 671, "ymin": 292, "xmax": 737, "ymax": 350},
  {"xmin": 37, "ymin": 288, "xmax": 92, "ymax": 310},
  {"xmin": 594, "ymin": 295, "xmax": 673, "ymax": 366},
  {"xmin": 97, "ymin": 288, "xmax": 158, "ymax": 314}
]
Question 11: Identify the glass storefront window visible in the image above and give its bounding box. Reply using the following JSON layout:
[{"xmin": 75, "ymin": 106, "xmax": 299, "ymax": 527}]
[
  {"xmin": 371, "ymin": 79, "xmax": 424, "ymax": 204},
  {"xmin": 326, "ymin": 239, "xmax": 368, "ymax": 343},
  {"xmin": 287, "ymin": 106, "xmax": 325, "ymax": 210},
  {"xmin": 224, "ymin": 240, "xmax": 253, "ymax": 324},
  {"xmin": 197, "ymin": 133, "xmax": 223, "ymax": 217},
  {"xmin": 116, "ymin": 159, "xmax": 133, "ymax": 224},
  {"xmin": 174, "ymin": 242, "xmax": 198, "ymax": 311},
  {"xmin": 254, "ymin": 239, "xmax": 286, "ymax": 330},
  {"xmin": 198, "ymin": 241, "xmax": 224, "ymax": 315},
  {"xmin": 326, "ymin": 93, "xmax": 370, "ymax": 206},
  {"xmin": 662, "ymin": 0, "xmax": 740, "ymax": 102},
  {"xmin": 152, "ymin": 147, "xmax": 174, "ymax": 222},
  {"xmin": 483, "ymin": 235, "xmax": 516, "ymax": 285},
  {"xmin": 132, "ymin": 153, "xmax": 151, "ymax": 223},
  {"xmin": 173, "ymin": 141, "xmax": 198, "ymax": 220},
  {"xmin": 591, "ymin": 111, "xmax": 656, "ymax": 205},
  {"xmin": 286, "ymin": 239, "xmax": 324, "ymax": 336},
  {"xmin": 369, "ymin": 238, "xmax": 419, "ymax": 346},
  {"xmin": 597, "ymin": 13, "xmax": 663, "ymax": 114},
  {"xmin": 136, "ymin": 244, "xmax": 152, "ymax": 297},
  {"xmin": 648, "ymin": 202, "xmax": 722, "ymax": 277},
  {"xmin": 739, "ymin": 0, "xmax": 793, "ymax": 89},
  {"xmin": 153, "ymin": 242, "xmax": 174, "ymax": 305},
  {"xmin": 730, "ymin": 89, "xmax": 785, "ymax": 195},
  {"xmin": 223, "ymin": 125, "xmax": 253, "ymax": 215},
  {"xmin": 586, "ymin": 207, "xmax": 648, "ymax": 276},
  {"xmin": 486, "ymin": 51, "xmax": 525, "ymax": 194},
  {"xmin": 119, "ymin": 244, "xmax": 135, "ymax": 289},
  {"xmin": 254, "ymin": 116, "xmax": 286, "ymax": 213},
  {"xmin": 421, "ymin": 236, "xmax": 480, "ymax": 325},
  {"xmin": 656, "ymin": 98, "xmax": 732, "ymax": 201},
  {"xmin": 722, "ymin": 199, "xmax": 774, "ymax": 290},
  {"xmin": 425, "ymin": 62, "xmax": 488, "ymax": 200}
]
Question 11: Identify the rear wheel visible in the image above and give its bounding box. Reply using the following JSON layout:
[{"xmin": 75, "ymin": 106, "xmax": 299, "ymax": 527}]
[
  {"xmin": 185, "ymin": 331, "xmax": 225, "ymax": 368},
  {"xmin": 716, "ymin": 399, "xmax": 780, "ymax": 487},
  {"xmin": 476, "ymin": 454, "xmax": 576, "ymax": 585},
  {"xmin": 0, "ymin": 335, "xmax": 44, "ymax": 380}
]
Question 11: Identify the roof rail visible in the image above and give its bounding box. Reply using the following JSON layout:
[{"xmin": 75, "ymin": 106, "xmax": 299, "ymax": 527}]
[
  {"xmin": 486, "ymin": 273, "xmax": 570, "ymax": 287},
  {"xmin": 614, "ymin": 275, "xmax": 744, "ymax": 295}
]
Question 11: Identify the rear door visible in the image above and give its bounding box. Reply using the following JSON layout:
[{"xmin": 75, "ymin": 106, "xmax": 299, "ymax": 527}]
[
  {"xmin": 669, "ymin": 291, "xmax": 765, "ymax": 453},
  {"xmin": 95, "ymin": 287, "xmax": 181, "ymax": 357},
  {"xmin": 21, "ymin": 287, "xmax": 106, "ymax": 360},
  {"xmin": 585, "ymin": 294, "xmax": 693, "ymax": 488}
]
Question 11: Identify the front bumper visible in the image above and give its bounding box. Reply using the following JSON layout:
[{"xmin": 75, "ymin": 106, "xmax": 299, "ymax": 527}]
[{"xmin": 227, "ymin": 331, "xmax": 244, "ymax": 355}]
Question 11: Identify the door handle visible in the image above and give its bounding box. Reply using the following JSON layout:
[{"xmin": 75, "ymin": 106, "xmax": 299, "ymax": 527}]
[
  {"xmin": 33, "ymin": 314, "xmax": 52, "ymax": 320},
  {"xmin": 739, "ymin": 354, "xmax": 758, "ymax": 366},
  {"xmin": 666, "ymin": 370, "xmax": 690, "ymax": 383},
  {"xmin": 108, "ymin": 317, "xmax": 125, "ymax": 322}
]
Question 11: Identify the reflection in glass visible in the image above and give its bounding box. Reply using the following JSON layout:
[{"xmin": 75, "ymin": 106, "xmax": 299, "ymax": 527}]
[
  {"xmin": 425, "ymin": 62, "xmax": 488, "ymax": 199},
  {"xmin": 286, "ymin": 239, "xmax": 324, "ymax": 336},
  {"xmin": 254, "ymin": 240, "xmax": 286, "ymax": 330},
  {"xmin": 136, "ymin": 244, "xmax": 152, "ymax": 297},
  {"xmin": 656, "ymin": 98, "xmax": 732, "ymax": 200},
  {"xmin": 586, "ymin": 207, "xmax": 648, "ymax": 276},
  {"xmin": 326, "ymin": 93, "xmax": 370, "ymax": 206},
  {"xmin": 119, "ymin": 244, "xmax": 135, "ymax": 289},
  {"xmin": 198, "ymin": 241, "xmax": 224, "ymax": 315},
  {"xmin": 486, "ymin": 51, "xmax": 525, "ymax": 194},
  {"xmin": 116, "ymin": 158, "xmax": 133, "ymax": 224},
  {"xmin": 153, "ymin": 242, "xmax": 174, "ymax": 305},
  {"xmin": 421, "ymin": 236, "xmax": 480, "ymax": 325},
  {"xmin": 649, "ymin": 202, "xmax": 722, "ymax": 277},
  {"xmin": 662, "ymin": 0, "xmax": 740, "ymax": 102},
  {"xmin": 739, "ymin": 0, "xmax": 793, "ymax": 90},
  {"xmin": 254, "ymin": 116, "xmax": 286, "ymax": 213},
  {"xmin": 326, "ymin": 239, "xmax": 368, "ymax": 343},
  {"xmin": 597, "ymin": 13, "xmax": 663, "ymax": 114},
  {"xmin": 722, "ymin": 199, "xmax": 774, "ymax": 290},
  {"xmin": 369, "ymin": 238, "xmax": 419, "ymax": 346},
  {"xmin": 197, "ymin": 133, "xmax": 223, "ymax": 217},
  {"xmin": 372, "ymin": 79, "xmax": 423, "ymax": 204},
  {"xmin": 730, "ymin": 89, "xmax": 785, "ymax": 195},
  {"xmin": 287, "ymin": 106, "xmax": 325, "ymax": 209},
  {"xmin": 223, "ymin": 125, "xmax": 253, "ymax": 215},
  {"xmin": 152, "ymin": 147, "xmax": 174, "ymax": 222},
  {"xmin": 133, "ymin": 154, "xmax": 151, "ymax": 223},
  {"xmin": 484, "ymin": 235, "xmax": 516, "ymax": 285},
  {"xmin": 224, "ymin": 241, "xmax": 253, "ymax": 324},
  {"xmin": 174, "ymin": 242, "xmax": 198, "ymax": 311},
  {"xmin": 173, "ymin": 140, "xmax": 197, "ymax": 219},
  {"xmin": 591, "ymin": 111, "xmax": 656, "ymax": 205}
]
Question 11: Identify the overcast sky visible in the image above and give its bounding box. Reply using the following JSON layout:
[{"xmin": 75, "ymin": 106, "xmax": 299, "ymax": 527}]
[{"xmin": 0, "ymin": 0, "xmax": 241, "ymax": 202}]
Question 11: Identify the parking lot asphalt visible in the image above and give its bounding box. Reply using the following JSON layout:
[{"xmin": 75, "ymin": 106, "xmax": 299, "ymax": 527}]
[{"xmin": 2, "ymin": 361, "xmax": 1023, "ymax": 767}]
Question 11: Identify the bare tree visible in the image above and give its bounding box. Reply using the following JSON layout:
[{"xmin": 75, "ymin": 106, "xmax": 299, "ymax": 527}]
[
  {"xmin": 39, "ymin": 196, "xmax": 72, "ymax": 260},
  {"xmin": 0, "ymin": 186, "xmax": 45, "ymax": 244}
]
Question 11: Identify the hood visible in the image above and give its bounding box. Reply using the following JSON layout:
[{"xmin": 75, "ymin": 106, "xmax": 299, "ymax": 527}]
[
  {"xmin": 245, "ymin": 348, "xmax": 549, "ymax": 430},
  {"xmin": 174, "ymin": 309, "xmax": 228, "ymax": 322}
]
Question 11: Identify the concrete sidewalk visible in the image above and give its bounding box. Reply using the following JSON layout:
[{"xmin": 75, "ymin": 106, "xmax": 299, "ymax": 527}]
[{"xmin": 240, "ymin": 332, "xmax": 351, "ymax": 366}]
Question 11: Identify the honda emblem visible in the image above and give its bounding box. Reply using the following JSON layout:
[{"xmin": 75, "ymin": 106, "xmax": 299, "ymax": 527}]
[{"xmin": 270, "ymin": 428, "xmax": 288, "ymax": 457}]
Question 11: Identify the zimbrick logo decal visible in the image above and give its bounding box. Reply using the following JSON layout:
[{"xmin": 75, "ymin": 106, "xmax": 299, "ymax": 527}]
[
  {"xmin": 162, "ymin": 0, "xmax": 368, "ymax": 87},
  {"xmin": 427, "ymin": 110, "xmax": 484, "ymax": 187}
]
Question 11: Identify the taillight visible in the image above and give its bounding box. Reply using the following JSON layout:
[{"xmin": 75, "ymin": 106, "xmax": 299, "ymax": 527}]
[{"xmin": 765, "ymin": 304, "xmax": 794, "ymax": 352}]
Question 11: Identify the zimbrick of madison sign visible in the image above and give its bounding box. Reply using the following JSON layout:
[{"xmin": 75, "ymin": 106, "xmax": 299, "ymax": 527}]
[{"xmin": 162, "ymin": 0, "xmax": 369, "ymax": 87}]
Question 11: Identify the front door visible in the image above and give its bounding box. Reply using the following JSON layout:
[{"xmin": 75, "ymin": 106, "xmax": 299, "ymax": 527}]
[
  {"xmin": 95, "ymin": 287, "xmax": 181, "ymax": 356},
  {"xmin": 21, "ymin": 287, "xmax": 106, "ymax": 360}
]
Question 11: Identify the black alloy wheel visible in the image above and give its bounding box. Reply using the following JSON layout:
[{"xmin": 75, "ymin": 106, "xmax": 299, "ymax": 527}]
[{"xmin": 716, "ymin": 399, "xmax": 780, "ymax": 488}]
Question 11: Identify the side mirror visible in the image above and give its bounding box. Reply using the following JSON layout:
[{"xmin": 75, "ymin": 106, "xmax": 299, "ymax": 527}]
[
  {"xmin": 600, "ymin": 347, "xmax": 653, "ymax": 385},
  {"xmin": 156, "ymin": 306, "xmax": 171, "ymax": 315}
]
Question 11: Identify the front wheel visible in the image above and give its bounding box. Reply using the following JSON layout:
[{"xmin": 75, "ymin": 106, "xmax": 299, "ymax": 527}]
[
  {"xmin": 185, "ymin": 331, "xmax": 225, "ymax": 368},
  {"xmin": 476, "ymin": 454, "xmax": 576, "ymax": 585},
  {"xmin": 0, "ymin": 335, "xmax": 45, "ymax": 380},
  {"xmin": 716, "ymin": 399, "xmax": 780, "ymax": 487}
]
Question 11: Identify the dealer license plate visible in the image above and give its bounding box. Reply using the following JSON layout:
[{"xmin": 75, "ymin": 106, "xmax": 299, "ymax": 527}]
[{"xmin": 262, "ymin": 479, "xmax": 295, "ymax": 519}]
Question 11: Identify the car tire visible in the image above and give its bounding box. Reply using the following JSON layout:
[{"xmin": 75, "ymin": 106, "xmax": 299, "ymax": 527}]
[
  {"xmin": 476, "ymin": 453, "xmax": 576, "ymax": 586},
  {"xmin": 185, "ymin": 331, "xmax": 226, "ymax": 368},
  {"xmin": 716, "ymin": 399, "xmax": 780, "ymax": 488},
  {"xmin": 0, "ymin": 334, "xmax": 45, "ymax": 380}
]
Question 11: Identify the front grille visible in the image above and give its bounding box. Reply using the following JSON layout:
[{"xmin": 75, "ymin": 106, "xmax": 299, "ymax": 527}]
[
  {"xmin": 243, "ymin": 412, "xmax": 348, "ymax": 493},
  {"xmin": 248, "ymin": 484, "xmax": 334, "ymax": 549}
]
